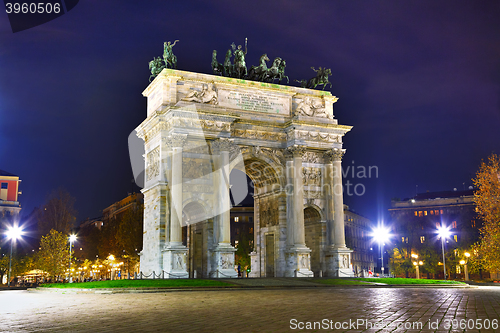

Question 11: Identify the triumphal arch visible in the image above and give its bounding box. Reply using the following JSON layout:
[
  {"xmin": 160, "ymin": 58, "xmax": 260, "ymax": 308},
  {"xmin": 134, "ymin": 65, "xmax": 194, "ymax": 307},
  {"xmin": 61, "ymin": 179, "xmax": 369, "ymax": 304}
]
[{"xmin": 136, "ymin": 68, "xmax": 353, "ymax": 278}]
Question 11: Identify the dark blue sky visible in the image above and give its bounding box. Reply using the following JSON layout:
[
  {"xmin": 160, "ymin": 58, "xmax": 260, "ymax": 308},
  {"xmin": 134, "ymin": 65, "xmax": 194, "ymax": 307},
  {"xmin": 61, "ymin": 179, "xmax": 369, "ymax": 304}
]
[{"xmin": 1, "ymin": 0, "xmax": 499, "ymax": 225}]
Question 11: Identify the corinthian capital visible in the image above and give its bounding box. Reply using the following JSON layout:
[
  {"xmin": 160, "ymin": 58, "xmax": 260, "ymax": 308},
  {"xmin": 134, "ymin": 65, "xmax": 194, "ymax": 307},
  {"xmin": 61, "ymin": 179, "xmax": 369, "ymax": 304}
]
[
  {"xmin": 284, "ymin": 145, "xmax": 306, "ymax": 159},
  {"xmin": 210, "ymin": 138, "xmax": 235, "ymax": 154},
  {"xmin": 324, "ymin": 148, "xmax": 345, "ymax": 162},
  {"xmin": 164, "ymin": 133, "xmax": 188, "ymax": 148}
]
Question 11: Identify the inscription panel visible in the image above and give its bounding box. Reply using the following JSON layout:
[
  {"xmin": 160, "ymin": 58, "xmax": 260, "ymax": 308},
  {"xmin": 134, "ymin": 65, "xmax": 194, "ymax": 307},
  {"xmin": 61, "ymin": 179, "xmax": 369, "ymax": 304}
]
[{"xmin": 218, "ymin": 90, "xmax": 290, "ymax": 115}]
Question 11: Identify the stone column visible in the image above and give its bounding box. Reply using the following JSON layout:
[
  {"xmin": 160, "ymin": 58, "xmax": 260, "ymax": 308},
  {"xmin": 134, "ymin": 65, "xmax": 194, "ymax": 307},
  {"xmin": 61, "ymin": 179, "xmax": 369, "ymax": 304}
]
[
  {"xmin": 210, "ymin": 138, "xmax": 237, "ymax": 278},
  {"xmin": 162, "ymin": 134, "xmax": 189, "ymax": 278},
  {"xmin": 324, "ymin": 148, "xmax": 353, "ymax": 277},
  {"xmin": 284, "ymin": 145, "xmax": 313, "ymax": 277}
]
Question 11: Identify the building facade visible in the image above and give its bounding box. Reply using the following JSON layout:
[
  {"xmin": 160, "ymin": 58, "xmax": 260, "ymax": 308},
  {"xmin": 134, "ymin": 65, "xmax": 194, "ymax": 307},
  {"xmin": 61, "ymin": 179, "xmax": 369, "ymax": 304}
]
[
  {"xmin": 0, "ymin": 169, "xmax": 22, "ymax": 219},
  {"xmin": 344, "ymin": 206, "xmax": 376, "ymax": 275}
]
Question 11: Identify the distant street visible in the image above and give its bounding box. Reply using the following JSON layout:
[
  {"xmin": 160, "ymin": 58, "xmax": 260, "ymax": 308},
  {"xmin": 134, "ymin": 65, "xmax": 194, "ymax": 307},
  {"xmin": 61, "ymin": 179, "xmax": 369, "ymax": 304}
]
[{"xmin": 1, "ymin": 287, "xmax": 500, "ymax": 332}]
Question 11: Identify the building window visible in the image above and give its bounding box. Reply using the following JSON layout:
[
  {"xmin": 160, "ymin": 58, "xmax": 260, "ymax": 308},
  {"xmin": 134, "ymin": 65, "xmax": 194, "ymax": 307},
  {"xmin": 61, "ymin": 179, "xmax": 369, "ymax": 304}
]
[
  {"xmin": 1, "ymin": 183, "xmax": 7, "ymax": 189},
  {"xmin": 430, "ymin": 210, "xmax": 434, "ymax": 215},
  {"xmin": 414, "ymin": 211, "xmax": 418, "ymax": 216},
  {"xmin": 471, "ymin": 220, "xmax": 476, "ymax": 228},
  {"xmin": 401, "ymin": 237, "xmax": 404, "ymax": 243},
  {"xmin": 435, "ymin": 210, "xmax": 439, "ymax": 215},
  {"xmin": 249, "ymin": 217, "xmax": 253, "ymax": 223},
  {"xmin": 452, "ymin": 221, "xmax": 457, "ymax": 228},
  {"xmin": 440, "ymin": 210, "xmax": 443, "ymax": 214},
  {"xmin": 234, "ymin": 217, "xmax": 239, "ymax": 222},
  {"xmin": 418, "ymin": 211, "xmax": 423, "ymax": 217},
  {"xmin": 424, "ymin": 211, "xmax": 428, "ymax": 216},
  {"xmin": 454, "ymin": 235, "xmax": 458, "ymax": 242},
  {"xmin": 420, "ymin": 236, "xmax": 425, "ymax": 243}
]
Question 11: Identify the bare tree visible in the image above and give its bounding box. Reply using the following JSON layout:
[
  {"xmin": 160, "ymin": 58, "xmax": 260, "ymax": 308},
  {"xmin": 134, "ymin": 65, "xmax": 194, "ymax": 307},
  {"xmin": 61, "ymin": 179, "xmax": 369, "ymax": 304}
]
[{"xmin": 36, "ymin": 188, "xmax": 77, "ymax": 237}]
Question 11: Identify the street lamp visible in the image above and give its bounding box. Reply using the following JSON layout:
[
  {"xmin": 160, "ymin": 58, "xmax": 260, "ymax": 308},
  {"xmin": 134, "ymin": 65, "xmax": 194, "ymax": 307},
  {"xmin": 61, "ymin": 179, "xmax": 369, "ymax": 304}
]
[
  {"xmin": 437, "ymin": 225, "xmax": 451, "ymax": 280},
  {"xmin": 372, "ymin": 224, "xmax": 391, "ymax": 277},
  {"xmin": 461, "ymin": 252, "xmax": 470, "ymax": 281},
  {"xmin": 411, "ymin": 254, "xmax": 423, "ymax": 279},
  {"xmin": 6, "ymin": 225, "xmax": 23, "ymax": 287},
  {"xmin": 68, "ymin": 234, "xmax": 77, "ymax": 283}
]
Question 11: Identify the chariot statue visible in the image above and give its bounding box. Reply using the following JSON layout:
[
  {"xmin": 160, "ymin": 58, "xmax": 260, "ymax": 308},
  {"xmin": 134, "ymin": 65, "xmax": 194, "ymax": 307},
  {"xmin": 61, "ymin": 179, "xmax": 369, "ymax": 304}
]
[
  {"xmin": 298, "ymin": 67, "xmax": 332, "ymax": 90},
  {"xmin": 149, "ymin": 56, "xmax": 166, "ymax": 82}
]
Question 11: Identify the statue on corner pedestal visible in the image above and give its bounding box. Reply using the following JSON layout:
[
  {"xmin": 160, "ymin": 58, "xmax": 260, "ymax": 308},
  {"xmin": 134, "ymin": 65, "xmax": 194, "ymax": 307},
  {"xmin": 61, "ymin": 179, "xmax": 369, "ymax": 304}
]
[{"xmin": 163, "ymin": 40, "xmax": 179, "ymax": 69}]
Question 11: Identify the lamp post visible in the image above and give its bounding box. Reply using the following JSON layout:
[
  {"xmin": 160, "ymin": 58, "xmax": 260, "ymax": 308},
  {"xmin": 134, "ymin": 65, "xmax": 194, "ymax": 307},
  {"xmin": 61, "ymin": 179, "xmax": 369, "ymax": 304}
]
[
  {"xmin": 6, "ymin": 225, "xmax": 23, "ymax": 288},
  {"xmin": 461, "ymin": 252, "xmax": 470, "ymax": 281},
  {"xmin": 68, "ymin": 234, "xmax": 76, "ymax": 283},
  {"xmin": 372, "ymin": 224, "xmax": 391, "ymax": 277},
  {"xmin": 437, "ymin": 225, "xmax": 451, "ymax": 280},
  {"xmin": 411, "ymin": 254, "xmax": 423, "ymax": 279}
]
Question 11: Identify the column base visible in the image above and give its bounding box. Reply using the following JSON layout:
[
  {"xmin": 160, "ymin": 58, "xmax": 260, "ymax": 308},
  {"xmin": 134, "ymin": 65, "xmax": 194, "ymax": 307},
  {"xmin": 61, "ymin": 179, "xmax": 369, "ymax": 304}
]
[
  {"xmin": 162, "ymin": 243, "xmax": 189, "ymax": 279},
  {"xmin": 325, "ymin": 247, "xmax": 354, "ymax": 277},
  {"xmin": 284, "ymin": 246, "xmax": 313, "ymax": 278},
  {"xmin": 212, "ymin": 244, "xmax": 237, "ymax": 278}
]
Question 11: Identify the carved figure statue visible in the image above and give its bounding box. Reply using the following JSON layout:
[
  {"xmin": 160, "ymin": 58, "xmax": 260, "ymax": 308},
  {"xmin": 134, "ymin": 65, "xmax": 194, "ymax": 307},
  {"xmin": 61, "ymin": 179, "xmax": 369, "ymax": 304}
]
[
  {"xmin": 223, "ymin": 49, "xmax": 232, "ymax": 77},
  {"xmin": 231, "ymin": 38, "xmax": 247, "ymax": 78},
  {"xmin": 163, "ymin": 40, "xmax": 179, "ymax": 69},
  {"xmin": 148, "ymin": 56, "xmax": 166, "ymax": 82},
  {"xmin": 295, "ymin": 97, "xmax": 329, "ymax": 118},
  {"xmin": 182, "ymin": 84, "xmax": 218, "ymax": 104},
  {"xmin": 248, "ymin": 54, "xmax": 270, "ymax": 81},
  {"xmin": 211, "ymin": 50, "xmax": 224, "ymax": 75}
]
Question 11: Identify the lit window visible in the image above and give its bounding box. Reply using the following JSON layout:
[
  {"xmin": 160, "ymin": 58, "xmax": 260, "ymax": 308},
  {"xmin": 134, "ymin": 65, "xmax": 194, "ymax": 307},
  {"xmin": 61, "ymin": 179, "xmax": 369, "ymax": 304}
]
[
  {"xmin": 424, "ymin": 211, "xmax": 428, "ymax": 216},
  {"xmin": 1, "ymin": 183, "xmax": 7, "ymax": 189},
  {"xmin": 405, "ymin": 237, "xmax": 408, "ymax": 243},
  {"xmin": 402, "ymin": 237, "xmax": 405, "ymax": 243},
  {"xmin": 414, "ymin": 211, "xmax": 418, "ymax": 216},
  {"xmin": 440, "ymin": 210, "xmax": 443, "ymax": 214},
  {"xmin": 419, "ymin": 211, "xmax": 423, "ymax": 217},
  {"xmin": 452, "ymin": 221, "xmax": 457, "ymax": 228},
  {"xmin": 435, "ymin": 210, "xmax": 439, "ymax": 215},
  {"xmin": 430, "ymin": 210, "xmax": 434, "ymax": 215},
  {"xmin": 454, "ymin": 235, "xmax": 458, "ymax": 242},
  {"xmin": 471, "ymin": 220, "xmax": 476, "ymax": 228},
  {"xmin": 234, "ymin": 217, "xmax": 239, "ymax": 222},
  {"xmin": 420, "ymin": 236, "xmax": 425, "ymax": 243}
]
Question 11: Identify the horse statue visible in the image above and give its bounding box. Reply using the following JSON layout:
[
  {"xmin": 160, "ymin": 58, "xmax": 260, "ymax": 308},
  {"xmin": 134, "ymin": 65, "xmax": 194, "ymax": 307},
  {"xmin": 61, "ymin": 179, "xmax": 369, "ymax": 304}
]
[
  {"xmin": 263, "ymin": 57, "xmax": 282, "ymax": 82},
  {"xmin": 248, "ymin": 54, "xmax": 270, "ymax": 81},
  {"xmin": 306, "ymin": 67, "xmax": 332, "ymax": 90},
  {"xmin": 211, "ymin": 50, "xmax": 224, "ymax": 76},
  {"xmin": 276, "ymin": 59, "xmax": 289, "ymax": 84},
  {"xmin": 163, "ymin": 40, "xmax": 179, "ymax": 69},
  {"xmin": 149, "ymin": 56, "xmax": 166, "ymax": 82},
  {"xmin": 223, "ymin": 49, "xmax": 232, "ymax": 77}
]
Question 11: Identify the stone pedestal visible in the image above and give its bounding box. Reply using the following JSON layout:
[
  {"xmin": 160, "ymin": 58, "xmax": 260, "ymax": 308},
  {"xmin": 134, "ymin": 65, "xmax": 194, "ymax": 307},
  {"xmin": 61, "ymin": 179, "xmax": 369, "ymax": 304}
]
[
  {"xmin": 285, "ymin": 247, "xmax": 314, "ymax": 277},
  {"xmin": 162, "ymin": 244, "xmax": 189, "ymax": 278},
  {"xmin": 325, "ymin": 247, "xmax": 354, "ymax": 277},
  {"xmin": 213, "ymin": 245, "xmax": 237, "ymax": 278},
  {"xmin": 249, "ymin": 251, "xmax": 259, "ymax": 277}
]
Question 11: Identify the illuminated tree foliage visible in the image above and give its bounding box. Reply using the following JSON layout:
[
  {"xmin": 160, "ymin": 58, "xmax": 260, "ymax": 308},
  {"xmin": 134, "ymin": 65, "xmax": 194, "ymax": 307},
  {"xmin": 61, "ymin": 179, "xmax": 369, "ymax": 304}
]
[
  {"xmin": 38, "ymin": 229, "xmax": 70, "ymax": 280},
  {"xmin": 472, "ymin": 154, "xmax": 500, "ymax": 272}
]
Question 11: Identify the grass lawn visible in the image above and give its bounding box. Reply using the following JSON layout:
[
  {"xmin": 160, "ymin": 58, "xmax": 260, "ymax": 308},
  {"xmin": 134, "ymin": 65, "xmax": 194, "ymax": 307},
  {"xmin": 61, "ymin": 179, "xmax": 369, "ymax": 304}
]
[
  {"xmin": 313, "ymin": 279, "xmax": 373, "ymax": 286},
  {"xmin": 40, "ymin": 279, "xmax": 236, "ymax": 289},
  {"xmin": 354, "ymin": 278, "xmax": 466, "ymax": 285}
]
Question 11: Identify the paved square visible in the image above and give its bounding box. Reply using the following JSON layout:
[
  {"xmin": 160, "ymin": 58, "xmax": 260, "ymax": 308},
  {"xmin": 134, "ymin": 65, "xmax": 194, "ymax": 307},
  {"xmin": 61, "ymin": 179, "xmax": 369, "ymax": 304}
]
[{"xmin": 1, "ymin": 287, "xmax": 499, "ymax": 332}]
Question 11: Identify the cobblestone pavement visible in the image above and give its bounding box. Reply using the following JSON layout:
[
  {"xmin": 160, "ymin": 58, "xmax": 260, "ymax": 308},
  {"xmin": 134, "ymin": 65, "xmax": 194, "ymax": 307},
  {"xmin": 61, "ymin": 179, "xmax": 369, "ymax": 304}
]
[{"xmin": 1, "ymin": 287, "xmax": 500, "ymax": 332}]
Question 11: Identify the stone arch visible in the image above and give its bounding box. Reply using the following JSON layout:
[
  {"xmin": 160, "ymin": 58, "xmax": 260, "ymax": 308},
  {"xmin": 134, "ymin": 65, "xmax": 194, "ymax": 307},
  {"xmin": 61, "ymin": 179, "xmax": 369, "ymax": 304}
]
[{"xmin": 304, "ymin": 206, "xmax": 324, "ymax": 276}]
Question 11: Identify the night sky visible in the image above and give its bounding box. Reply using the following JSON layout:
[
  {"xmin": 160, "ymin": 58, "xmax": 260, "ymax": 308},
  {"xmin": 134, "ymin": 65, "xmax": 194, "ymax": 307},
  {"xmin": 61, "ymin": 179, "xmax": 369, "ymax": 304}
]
[{"xmin": 1, "ymin": 1, "xmax": 499, "ymax": 227}]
